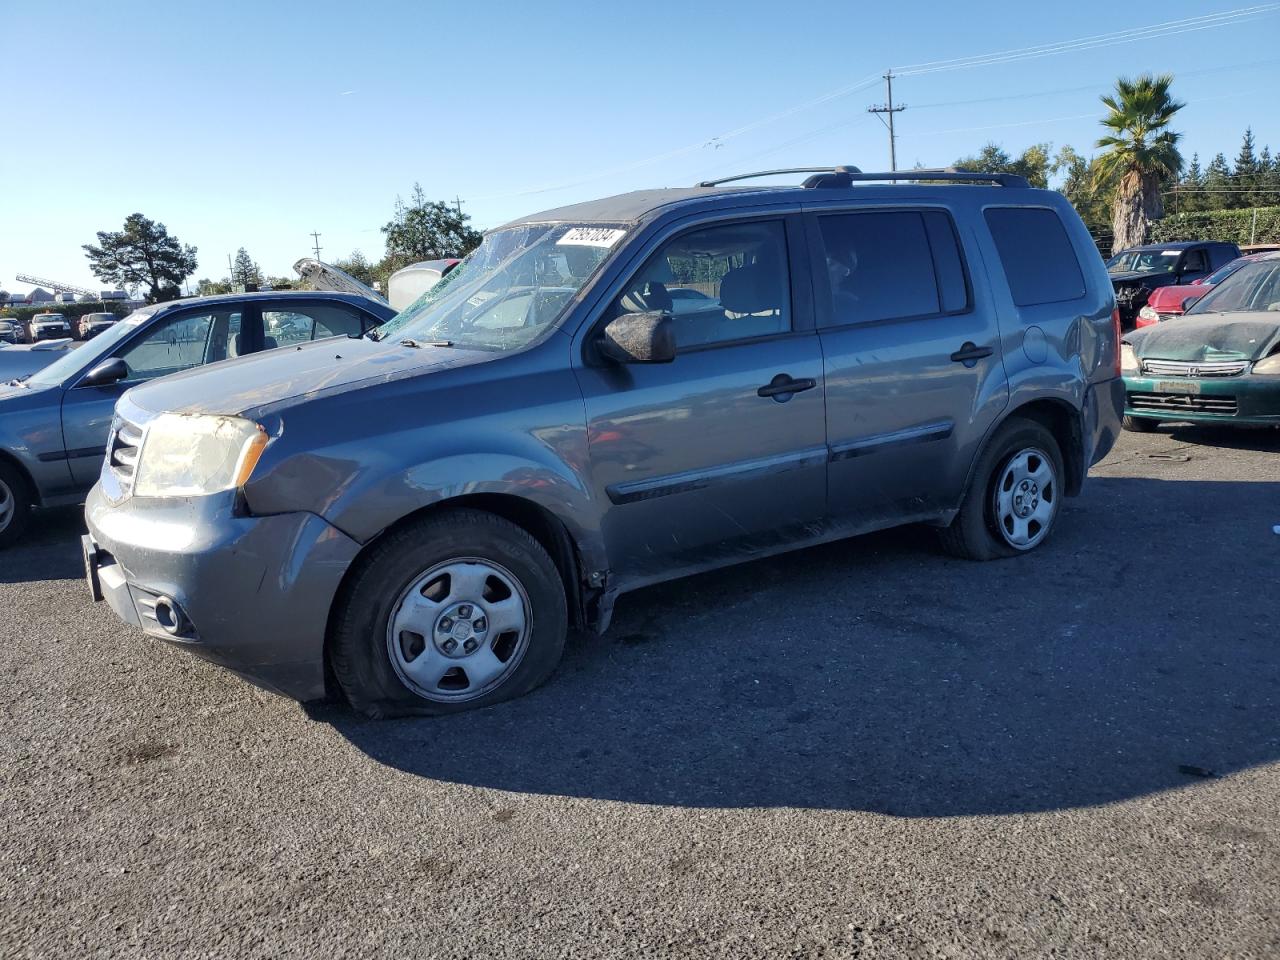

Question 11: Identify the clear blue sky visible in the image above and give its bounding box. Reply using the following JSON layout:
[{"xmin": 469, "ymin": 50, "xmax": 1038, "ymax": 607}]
[{"xmin": 2, "ymin": 0, "xmax": 1277, "ymax": 293}]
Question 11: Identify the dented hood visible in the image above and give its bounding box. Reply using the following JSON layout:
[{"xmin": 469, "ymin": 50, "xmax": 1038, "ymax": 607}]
[
  {"xmin": 1126, "ymin": 312, "xmax": 1280, "ymax": 362},
  {"xmin": 124, "ymin": 336, "xmax": 492, "ymax": 418}
]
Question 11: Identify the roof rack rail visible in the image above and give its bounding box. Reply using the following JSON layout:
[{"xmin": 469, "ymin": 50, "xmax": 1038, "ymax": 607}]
[{"xmin": 695, "ymin": 166, "xmax": 1030, "ymax": 189}]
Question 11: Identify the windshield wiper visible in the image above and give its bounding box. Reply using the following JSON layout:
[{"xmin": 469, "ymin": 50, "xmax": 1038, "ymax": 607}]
[
  {"xmin": 400, "ymin": 338, "xmax": 453, "ymax": 349},
  {"xmin": 6, "ymin": 376, "xmax": 29, "ymax": 388}
]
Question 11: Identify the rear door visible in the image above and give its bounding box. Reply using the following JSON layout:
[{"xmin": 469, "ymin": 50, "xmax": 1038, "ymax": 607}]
[
  {"xmin": 806, "ymin": 205, "xmax": 1008, "ymax": 525},
  {"xmin": 574, "ymin": 213, "xmax": 828, "ymax": 583}
]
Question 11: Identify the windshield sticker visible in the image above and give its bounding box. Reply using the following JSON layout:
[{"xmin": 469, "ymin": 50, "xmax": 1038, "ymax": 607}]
[
  {"xmin": 1160, "ymin": 250, "xmax": 1182, "ymax": 256},
  {"xmin": 557, "ymin": 227, "xmax": 626, "ymax": 249}
]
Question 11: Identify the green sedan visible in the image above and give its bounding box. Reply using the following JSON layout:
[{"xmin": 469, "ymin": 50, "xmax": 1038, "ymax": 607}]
[{"xmin": 1121, "ymin": 253, "xmax": 1280, "ymax": 431}]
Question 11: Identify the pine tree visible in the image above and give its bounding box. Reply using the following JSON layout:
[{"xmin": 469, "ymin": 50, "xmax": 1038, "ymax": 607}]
[
  {"xmin": 1257, "ymin": 146, "xmax": 1279, "ymax": 207},
  {"xmin": 1204, "ymin": 153, "xmax": 1233, "ymax": 210},
  {"xmin": 1175, "ymin": 153, "xmax": 1205, "ymax": 212},
  {"xmin": 1234, "ymin": 127, "xmax": 1258, "ymax": 176},
  {"xmin": 231, "ymin": 247, "xmax": 262, "ymax": 288}
]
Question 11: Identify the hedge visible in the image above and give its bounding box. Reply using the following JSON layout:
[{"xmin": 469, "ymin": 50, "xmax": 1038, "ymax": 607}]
[
  {"xmin": 0, "ymin": 302, "xmax": 134, "ymax": 323},
  {"xmin": 1150, "ymin": 206, "xmax": 1280, "ymax": 246}
]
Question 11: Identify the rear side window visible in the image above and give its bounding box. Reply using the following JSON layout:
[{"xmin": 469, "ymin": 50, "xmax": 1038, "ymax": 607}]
[
  {"xmin": 984, "ymin": 207, "xmax": 1085, "ymax": 307},
  {"xmin": 818, "ymin": 210, "xmax": 969, "ymax": 326}
]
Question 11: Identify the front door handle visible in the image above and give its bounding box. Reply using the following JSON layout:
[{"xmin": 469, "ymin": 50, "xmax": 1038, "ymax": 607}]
[
  {"xmin": 950, "ymin": 342, "xmax": 994, "ymax": 366},
  {"xmin": 757, "ymin": 374, "xmax": 817, "ymax": 401}
]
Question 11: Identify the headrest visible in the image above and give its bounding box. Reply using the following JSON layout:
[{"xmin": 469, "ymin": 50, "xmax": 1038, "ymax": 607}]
[
  {"xmin": 619, "ymin": 280, "xmax": 672, "ymax": 315},
  {"xmin": 719, "ymin": 263, "xmax": 784, "ymax": 315}
]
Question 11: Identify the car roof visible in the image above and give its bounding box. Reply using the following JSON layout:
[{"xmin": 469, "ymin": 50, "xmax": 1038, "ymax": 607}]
[
  {"xmin": 152, "ymin": 289, "xmax": 392, "ymax": 313},
  {"xmin": 1123, "ymin": 240, "xmax": 1236, "ymax": 252},
  {"xmin": 495, "ymin": 176, "xmax": 1048, "ymax": 230}
]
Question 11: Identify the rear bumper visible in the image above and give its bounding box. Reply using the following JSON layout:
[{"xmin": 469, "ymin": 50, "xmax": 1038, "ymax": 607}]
[
  {"xmin": 1084, "ymin": 376, "xmax": 1125, "ymax": 468},
  {"xmin": 84, "ymin": 485, "xmax": 361, "ymax": 702}
]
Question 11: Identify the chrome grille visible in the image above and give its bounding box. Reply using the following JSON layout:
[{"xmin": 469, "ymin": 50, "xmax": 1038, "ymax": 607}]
[
  {"xmin": 1142, "ymin": 358, "xmax": 1248, "ymax": 378},
  {"xmin": 107, "ymin": 416, "xmax": 144, "ymax": 491},
  {"xmin": 1129, "ymin": 392, "xmax": 1238, "ymax": 415}
]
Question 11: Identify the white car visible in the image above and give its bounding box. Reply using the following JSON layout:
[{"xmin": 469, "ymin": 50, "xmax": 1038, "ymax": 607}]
[{"xmin": 28, "ymin": 313, "xmax": 73, "ymax": 341}]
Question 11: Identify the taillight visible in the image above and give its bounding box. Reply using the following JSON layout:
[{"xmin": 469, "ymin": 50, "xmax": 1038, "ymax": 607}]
[{"xmin": 1112, "ymin": 307, "xmax": 1123, "ymax": 377}]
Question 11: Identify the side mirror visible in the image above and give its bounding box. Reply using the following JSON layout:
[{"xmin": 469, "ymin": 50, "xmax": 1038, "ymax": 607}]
[
  {"xmin": 80, "ymin": 357, "xmax": 129, "ymax": 387},
  {"xmin": 599, "ymin": 312, "xmax": 676, "ymax": 364},
  {"xmin": 1181, "ymin": 295, "xmax": 1202, "ymax": 313}
]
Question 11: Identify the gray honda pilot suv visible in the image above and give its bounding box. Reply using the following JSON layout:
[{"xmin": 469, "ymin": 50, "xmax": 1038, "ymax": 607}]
[{"xmin": 84, "ymin": 166, "xmax": 1124, "ymax": 716}]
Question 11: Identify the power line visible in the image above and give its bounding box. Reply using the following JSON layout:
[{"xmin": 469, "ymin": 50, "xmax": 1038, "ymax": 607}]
[
  {"xmin": 474, "ymin": 5, "xmax": 1278, "ymax": 203},
  {"xmin": 893, "ymin": 5, "xmax": 1279, "ymax": 77}
]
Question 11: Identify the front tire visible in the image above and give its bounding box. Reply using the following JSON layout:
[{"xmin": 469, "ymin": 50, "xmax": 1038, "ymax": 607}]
[
  {"xmin": 0, "ymin": 461, "xmax": 33, "ymax": 550},
  {"xmin": 939, "ymin": 418, "xmax": 1065, "ymax": 561},
  {"xmin": 1122, "ymin": 414, "xmax": 1158, "ymax": 432},
  {"xmin": 329, "ymin": 508, "xmax": 568, "ymax": 718}
]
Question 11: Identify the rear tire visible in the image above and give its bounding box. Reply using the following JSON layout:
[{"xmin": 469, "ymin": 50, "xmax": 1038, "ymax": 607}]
[
  {"xmin": 1122, "ymin": 414, "xmax": 1158, "ymax": 433},
  {"xmin": 0, "ymin": 461, "xmax": 33, "ymax": 550},
  {"xmin": 329, "ymin": 508, "xmax": 568, "ymax": 718},
  {"xmin": 939, "ymin": 417, "xmax": 1065, "ymax": 561}
]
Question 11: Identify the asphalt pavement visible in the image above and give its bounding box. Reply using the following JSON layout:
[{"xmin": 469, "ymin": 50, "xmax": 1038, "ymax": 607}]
[{"xmin": 1, "ymin": 425, "xmax": 1277, "ymax": 959}]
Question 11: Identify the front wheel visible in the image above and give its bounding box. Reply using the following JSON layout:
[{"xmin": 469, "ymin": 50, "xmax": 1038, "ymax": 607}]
[
  {"xmin": 330, "ymin": 509, "xmax": 568, "ymax": 718},
  {"xmin": 939, "ymin": 418, "xmax": 1065, "ymax": 561},
  {"xmin": 0, "ymin": 461, "xmax": 33, "ymax": 550}
]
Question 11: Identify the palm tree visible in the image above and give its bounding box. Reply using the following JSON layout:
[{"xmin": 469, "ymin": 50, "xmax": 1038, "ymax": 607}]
[{"xmin": 1095, "ymin": 74, "xmax": 1185, "ymax": 252}]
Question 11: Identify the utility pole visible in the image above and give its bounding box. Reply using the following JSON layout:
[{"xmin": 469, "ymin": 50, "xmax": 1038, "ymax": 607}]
[
  {"xmin": 867, "ymin": 71, "xmax": 906, "ymax": 171},
  {"xmin": 310, "ymin": 231, "xmax": 323, "ymax": 261},
  {"xmin": 227, "ymin": 253, "xmax": 234, "ymax": 283},
  {"xmin": 453, "ymin": 197, "xmax": 464, "ymax": 216}
]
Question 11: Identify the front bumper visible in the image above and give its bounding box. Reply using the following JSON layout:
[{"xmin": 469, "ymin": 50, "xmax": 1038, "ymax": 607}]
[
  {"xmin": 1123, "ymin": 374, "xmax": 1280, "ymax": 425},
  {"xmin": 84, "ymin": 485, "xmax": 362, "ymax": 702}
]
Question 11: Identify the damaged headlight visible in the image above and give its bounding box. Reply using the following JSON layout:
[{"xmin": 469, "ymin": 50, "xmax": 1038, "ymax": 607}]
[
  {"xmin": 134, "ymin": 414, "xmax": 269, "ymax": 498},
  {"xmin": 1253, "ymin": 352, "xmax": 1280, "ymax": 376},
  {"xmin": 1120, "ymin": 343, "xmax": 1140, "ymax": 374}
]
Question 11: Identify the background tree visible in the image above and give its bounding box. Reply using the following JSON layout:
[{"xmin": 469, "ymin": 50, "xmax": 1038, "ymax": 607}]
[
  {"xmin": 1094, "ymin": 73, "xmax": 1185, "ymax": 251},
  {"xmin": 952, "ymin": 142, "xmax": 1055, "ymax": 188},
  {"xmin": 1203, "ymin": 152, "xmax": 1233, "ymax": 209},
  {"xmin": 1052, "ymin": 145, "xmax": 1112, "ymax": 249},
  {"xmin": 380, "ymin": 183, "xmax": 482, "ymax": 275},
  {"xmin": 83, "ymin": 213, "xmax": 198, "ymax": 303},
  {"xmin": 231, "ymin": 247, "xmax": 262, "ymax": 288},
  {"xmin": 333, "ymin": 249, "xmax": 376, "ymax": 286},
  {"xmin": 195, "ymin": 277, "xmax": 232, "ymax": 296}
]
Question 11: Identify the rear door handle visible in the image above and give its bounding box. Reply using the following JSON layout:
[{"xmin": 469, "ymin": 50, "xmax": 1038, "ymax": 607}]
[
  {"xmin": 950, "ymin": 342, "xmax": 994, "ymax": 366},
  {"xmin": 757, "ymin": 374, "xmax": 817, "ymax": 401}
]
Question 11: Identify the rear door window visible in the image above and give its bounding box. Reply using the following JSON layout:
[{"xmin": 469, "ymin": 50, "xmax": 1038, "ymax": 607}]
[
  {"xmin": 815, "ymin": 210, "xmax": 969, "ymax": 326},
  {"xmin": 262, "ymin": 301, "xmax": 370, "ymax": 348},
  {"xmin": 984, "ymin": 207, "xmax": 1085, "ymax": 307}
]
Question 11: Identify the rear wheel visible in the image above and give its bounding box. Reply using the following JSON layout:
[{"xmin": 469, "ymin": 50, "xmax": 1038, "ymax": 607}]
[
  {"xmin": 1122, "ymin": 414, "xmax": 1158, "ymax": 433},
  {"xmin": 0, "ymin": 461, "xmax": 33, "ymax": 550},
  {"xmin": 330, "ymin": 508, "xmax": 568, "ymax": 718},
  {"xmin": 939, "ymin": 417, "xmax": 1064, "ymax": 561}
]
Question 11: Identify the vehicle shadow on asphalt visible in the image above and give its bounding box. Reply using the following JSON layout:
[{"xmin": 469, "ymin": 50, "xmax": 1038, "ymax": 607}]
[
  {"xmin": 1161, "ymin": 423, "xmax": 1280, "ymax": 453},
  {"xmin": 325, "ymin": 476, "xmax": 1280, "ymax": 815},
  {"xmin": 0, "ymin": 507, "xmax": 85, "ymax": 583}
]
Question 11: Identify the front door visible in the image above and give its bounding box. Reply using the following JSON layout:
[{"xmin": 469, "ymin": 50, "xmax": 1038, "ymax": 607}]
[
  {"xmin": 808, "ymin": 207, "xmax": 1008, "ymax": 526},
  {"xmin": 61, "ymin": 306, "xmax": 247, "ymax": 487},
  {"xmin": 575, "ymin": 216, "xmax": 827, "ymax": 584}
]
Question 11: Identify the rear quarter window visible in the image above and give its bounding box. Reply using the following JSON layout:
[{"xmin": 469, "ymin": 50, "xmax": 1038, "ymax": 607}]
[{"xmin": 984, "ymin": 207, "xmax": 1086, "ymax": 307}]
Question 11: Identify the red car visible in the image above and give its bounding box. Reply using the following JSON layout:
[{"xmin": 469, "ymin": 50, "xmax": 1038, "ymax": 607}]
[{"xmin": 1135, "ymin": 252, "xmax": 1270, "ymax": 327}]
